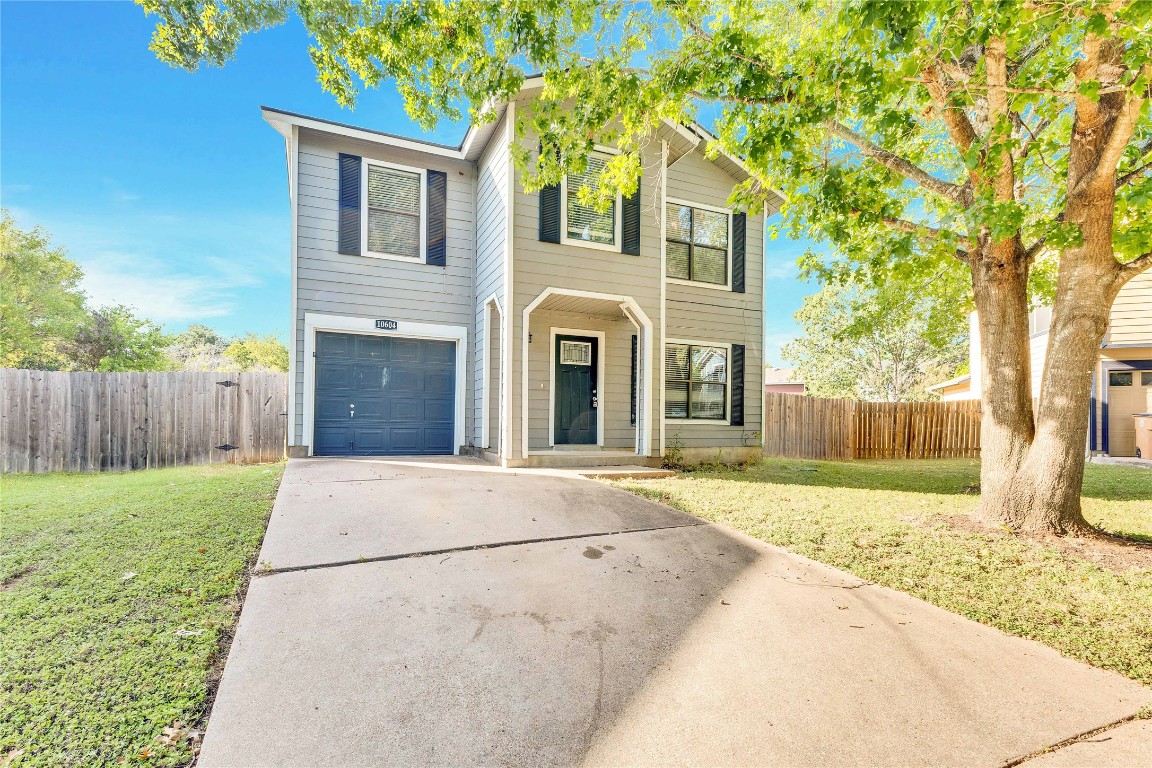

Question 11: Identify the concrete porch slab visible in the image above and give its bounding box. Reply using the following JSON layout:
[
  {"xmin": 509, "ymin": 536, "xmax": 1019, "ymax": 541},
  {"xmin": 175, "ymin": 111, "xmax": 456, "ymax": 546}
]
[{"xmin": 200, "ymin": 522, "xmax": 1151, "ymax": 767}]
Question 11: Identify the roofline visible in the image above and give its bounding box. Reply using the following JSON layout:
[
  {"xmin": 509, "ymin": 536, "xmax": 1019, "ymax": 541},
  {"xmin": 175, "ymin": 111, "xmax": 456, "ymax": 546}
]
[
  {"xmin": 262, "ymin": 73, "xmax": 779, "ymax": 199},
  {"xmin": 926, "ymin": 373, "xmax": 972, "ymax": 392}
]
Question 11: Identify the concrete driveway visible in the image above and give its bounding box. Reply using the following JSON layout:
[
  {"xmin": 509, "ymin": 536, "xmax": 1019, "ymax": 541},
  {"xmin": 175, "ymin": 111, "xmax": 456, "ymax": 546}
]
[{"xmin": 199, "ymin": 457, "xmax": 1151, "ymax": 767}]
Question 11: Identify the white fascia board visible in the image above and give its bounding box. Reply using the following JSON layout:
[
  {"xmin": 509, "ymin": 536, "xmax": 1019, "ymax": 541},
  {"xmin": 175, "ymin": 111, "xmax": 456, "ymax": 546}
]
[{"xmin": 260, "ymin": 107, "xmax": 466, "ymax": 160}]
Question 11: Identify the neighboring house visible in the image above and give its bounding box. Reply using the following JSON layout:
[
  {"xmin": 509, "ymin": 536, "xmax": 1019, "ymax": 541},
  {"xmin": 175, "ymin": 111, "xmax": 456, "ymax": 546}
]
[
  {"xmin": 262, "ymin": 80, "xmax": 779, "ymax": 467},
  {"xmin": 927, "ymin": 269, "xmax": 1152, "ymax": 456},
  {"xmin": 764, "ymin": 367, "xmax": 805, "ymax": 395}
]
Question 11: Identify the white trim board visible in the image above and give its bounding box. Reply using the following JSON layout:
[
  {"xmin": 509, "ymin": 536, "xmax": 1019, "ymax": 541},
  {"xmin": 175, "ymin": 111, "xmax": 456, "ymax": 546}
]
[
  {"xmin": 480, "ymin": 294, "xmax": 503, "ymax": 453},
  {"xmin": 287, "ymin": 125, "xmax": 301, "ymax": 447},
  {"xmin": 520, "ymin": 287, "xmax": 654, "ymax": 459},
  {"xmin": 302, "ymin": 312, "xmax": 469, "ymax": 456},
  {"xmin": 547, "ymin": 327, "xmax": 608, "ymax": 448}
]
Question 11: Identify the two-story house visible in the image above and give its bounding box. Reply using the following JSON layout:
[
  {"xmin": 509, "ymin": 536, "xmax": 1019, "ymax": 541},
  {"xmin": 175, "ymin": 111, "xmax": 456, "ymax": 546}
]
[
  {"xmin": 263, "ymin": 80, "xmax": 779, "ymax": 467},
  {"xmin": 929, "ymin": 269, "xmax": 1152, "ymax": 457}
]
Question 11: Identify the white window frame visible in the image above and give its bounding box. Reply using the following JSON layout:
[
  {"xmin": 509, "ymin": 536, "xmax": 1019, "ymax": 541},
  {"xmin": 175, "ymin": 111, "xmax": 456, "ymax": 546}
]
[
  {"xmin": 302, "ymin": 312, "xmax": 468, "ymax": 456},
  {"xmin": 664, "ymin": 197, "xmax": 733, "ymax": 291},
  {"xmin": 663, "ymin": 338, "xmax": 733, "ymax": 425},
  {"xmin": 560, "ymin": 146, "xmax": 623, "ymax": 253},
  {"xmin": 361, "ymin": 158, "xmax": 428, "ymax": 263}
]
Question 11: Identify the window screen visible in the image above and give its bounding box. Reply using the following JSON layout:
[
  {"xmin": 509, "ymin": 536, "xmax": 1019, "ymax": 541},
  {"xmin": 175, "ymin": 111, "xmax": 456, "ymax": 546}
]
[
  {"xmin": 367, "ymin": 165, "xmax": 421, "ymax": 258},
  {"xmin": 664, "ymin": 344, "xmax": 727, "ymax": 420},
  {"xmin": 566, "ymin": 155, "xmax": 616, "ymax": 245},
  {"xmin": 666, "ymin": 204, "xmax": 729, "ymax": 285}
]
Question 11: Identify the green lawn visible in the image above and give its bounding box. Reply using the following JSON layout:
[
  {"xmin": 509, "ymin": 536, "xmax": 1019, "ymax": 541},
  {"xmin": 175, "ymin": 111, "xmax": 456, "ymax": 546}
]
[
  {"xmin": 0, "ymin": 463, "xmax": 284, "ymax": 767},
  {"xmin": 612, "ymin": 458, "xmax": 1152, "ymax": 687}
]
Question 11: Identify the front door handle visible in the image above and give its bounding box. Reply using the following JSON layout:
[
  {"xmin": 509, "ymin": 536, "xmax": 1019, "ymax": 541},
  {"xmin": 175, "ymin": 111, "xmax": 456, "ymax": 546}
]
[
  {"xmin": 591, "ymin": 391, "xmax": 598, "ymax": 409},
  {"xmin": 350, "ymin": 403, "xmax": 355, "ymax": 419}
]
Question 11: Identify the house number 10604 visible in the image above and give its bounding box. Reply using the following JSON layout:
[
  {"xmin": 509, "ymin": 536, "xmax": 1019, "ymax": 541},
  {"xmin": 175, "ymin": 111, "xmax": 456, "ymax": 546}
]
[{"xmin": 375, "ymin": 319, "xmax": 398, "ymax": 330}]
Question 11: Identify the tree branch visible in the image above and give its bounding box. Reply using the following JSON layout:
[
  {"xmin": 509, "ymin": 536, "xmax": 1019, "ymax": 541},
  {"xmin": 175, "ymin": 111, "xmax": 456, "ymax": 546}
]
[
  {"xmin": 919, "ymin": 65, "xmax": 979, "ymax": 154},
  {"xmin": 1119, "ymin": 251, "xmax": 1152, "ymax": 280},
  {"xmin": 824, "ymin": 120, "xmax": 966, "ymax": 203},
  {"xmin": 1116, "ymin": 136, "xmax": 1152, "ymax": 188},
  {"xmin": 867, "ymin": 213, "xmax": 970, "ymax": 262}
]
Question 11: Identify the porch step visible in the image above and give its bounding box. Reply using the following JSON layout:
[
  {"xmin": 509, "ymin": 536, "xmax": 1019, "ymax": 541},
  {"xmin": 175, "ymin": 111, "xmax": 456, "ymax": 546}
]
[
  {"xmin": 521, "ymin": 452, "xmax": 663, "ymax": 469},
  {"xmin": 571, "ymin": 466, "xmax": 676, "ymax": 480}
]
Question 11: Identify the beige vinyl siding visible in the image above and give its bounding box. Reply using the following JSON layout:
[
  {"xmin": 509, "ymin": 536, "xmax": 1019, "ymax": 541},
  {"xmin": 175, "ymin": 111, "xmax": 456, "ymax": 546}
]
[
  {"xmin": 507, "ymin": 127, "xmax": 663, "ymax": 458},
  {"xmin": 525, "ymin": 312, "xmax": 636, "ymax": 449},
  {"xmin": 471, "ymin": 112, "xmax": 509, "ymax": 446},
  {"xmin": 1109, "ymin": 269, "xmax": 1152, "ymax": 346},
  {"xmin": 665, "ymin": 148, "xmax": 764, "ymax": 448},
  {"xmin": 292, "ymin": 128, "xmax": 476, "ymax": 445}
]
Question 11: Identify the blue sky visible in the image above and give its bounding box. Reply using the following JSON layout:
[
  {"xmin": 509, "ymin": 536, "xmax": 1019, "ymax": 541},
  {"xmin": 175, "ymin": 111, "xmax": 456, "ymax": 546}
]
[{"xmin": 1, "ymin": 1, "xmax": 813, "ymax": 365}]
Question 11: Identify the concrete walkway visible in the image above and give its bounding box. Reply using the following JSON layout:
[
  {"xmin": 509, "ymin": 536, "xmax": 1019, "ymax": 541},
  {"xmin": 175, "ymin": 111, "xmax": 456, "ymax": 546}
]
[{"xmin": 199, "ymin": 457, "xmax": 1152, "ymax": 767}]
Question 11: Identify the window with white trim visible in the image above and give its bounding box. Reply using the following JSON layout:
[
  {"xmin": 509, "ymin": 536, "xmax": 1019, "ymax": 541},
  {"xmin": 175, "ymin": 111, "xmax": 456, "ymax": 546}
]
[
  {"xmin": 665, "ymin": 344, "xmax": 727, "ymax": 420},
  {"xmin": 666, "ymin": 203, "xmax": 729, "ymax": 285},
  {"xmin": 366, "ymin": 164, "xmax": 422, "ymax": 259},
  {"xmin": 564, "ymin": 154, "xmax": 617, "ymax": 246}
]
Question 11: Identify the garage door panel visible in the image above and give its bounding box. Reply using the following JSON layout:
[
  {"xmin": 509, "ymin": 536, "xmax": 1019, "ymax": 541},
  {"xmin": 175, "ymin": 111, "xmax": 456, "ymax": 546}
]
[
  {"xmin": 353, "ymin": 429, "xmax": 387, "ymax": 451},
  {"xmin": 314, "ymin": 331, "xmax": 456, "ymax": 456},
  {"xmin": 391, "ymin": 339, "xmax": 421, "ymax": 362},
  {"xmin": 317, "ymin": 332, "xmax": 354, "ymax": 358},
  {"xmin": 356, "ymin": 335, "xmax": 387, "ymax": 359},
  {"xmin": 314, "ymin": 427, "xmax": 350, "ymax": 454},
  {"xmin": 389, "ymin": 368, "xmax": 422, "ymax": 392},
  {"xmin": 316, "ymin": 364, "xmax": 352, "ymax": 389},
  {"xmin": 425, "ymin": 399, "xmax": 454, "ymax": 423},
  {"xmin": 1107, "ymin": 375, "xmax": 1152, "ymax": 457},
  {"xmin": 389, "ymin": 399, "xmax": 423, "ymax": 421},
  {"xmin": 426, "ymin": 370, "xmax": 454, "ymax": 394},
  {"xmin": 422, "ymin": 427, "xmax": 454, "ymax": 452}
]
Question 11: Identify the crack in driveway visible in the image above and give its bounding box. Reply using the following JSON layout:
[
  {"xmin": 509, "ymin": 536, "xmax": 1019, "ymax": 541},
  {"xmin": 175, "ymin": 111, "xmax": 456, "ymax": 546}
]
[{"xmin": 253, "ymin": 521, "xmax": 707, "ymax": 577}]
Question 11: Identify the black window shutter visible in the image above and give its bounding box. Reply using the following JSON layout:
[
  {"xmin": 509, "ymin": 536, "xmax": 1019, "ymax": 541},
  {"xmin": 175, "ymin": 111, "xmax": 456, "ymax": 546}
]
[
  {"xmin": 338, "ymin": 153, "xmax": 361, "ymax": 256},
  {"xmin": 730, "ymin": 344, "xmax": 745, "ymax": 426},
  {"xmin": 539, "ymin": 183, "xmax": 561, "ymax": 243},
  {"xmin": 622, "ymin": 180, "xmax": 641, "ymax": 255},
  {"xmin": 630, "ymin": 334, "xmax": 638, "ymax": 426},
  {"xmin": 426, "ymin": 169, "xmax": 447, "ymax": 266},
  {"xmin": 732, "ymin": 212, "xmax": 746, "ymax": 293}
]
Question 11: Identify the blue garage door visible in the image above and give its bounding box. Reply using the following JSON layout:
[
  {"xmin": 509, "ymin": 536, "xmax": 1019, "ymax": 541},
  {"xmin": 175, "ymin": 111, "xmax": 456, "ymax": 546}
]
[{"xmin": 313, "ymin": 331, "xmax": 456, "ymax": 456}]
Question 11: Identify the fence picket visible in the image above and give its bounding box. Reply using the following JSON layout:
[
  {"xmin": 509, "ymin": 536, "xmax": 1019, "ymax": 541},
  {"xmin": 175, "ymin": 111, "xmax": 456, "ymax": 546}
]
[{"xmin": 1, "ymin": 369, "xmax": 287, "ymax": 474}]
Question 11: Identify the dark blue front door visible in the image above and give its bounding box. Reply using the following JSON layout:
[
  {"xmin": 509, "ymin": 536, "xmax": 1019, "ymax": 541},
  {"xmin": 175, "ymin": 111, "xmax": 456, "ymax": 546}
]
[
  {"xmin": 313, "ymin": 331, "xmax": 455, "ymax": 456},
  {"xmin": 554, "ymin": 334, "xmax": 598, "ymax": 445}
]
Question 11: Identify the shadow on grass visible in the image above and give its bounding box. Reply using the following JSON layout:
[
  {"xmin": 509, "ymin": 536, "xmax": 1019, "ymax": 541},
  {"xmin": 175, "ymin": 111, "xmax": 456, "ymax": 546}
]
[{"xmin": 680, "ymin": 457, "xmax": 1152, "ymax": 503}]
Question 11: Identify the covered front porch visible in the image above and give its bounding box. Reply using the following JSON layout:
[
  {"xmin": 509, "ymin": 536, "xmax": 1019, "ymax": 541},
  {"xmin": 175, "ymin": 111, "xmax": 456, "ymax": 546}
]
[{"xmin": 515, "ymin": 288, "xmax": 655, "ymax": 467}]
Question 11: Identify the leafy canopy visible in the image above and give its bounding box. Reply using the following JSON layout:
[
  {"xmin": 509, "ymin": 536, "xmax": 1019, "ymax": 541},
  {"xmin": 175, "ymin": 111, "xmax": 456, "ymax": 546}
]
[
  {"xmin": 139, "ymin": 0, "xmax": 1152, "ymax": 304},
  {"xmin": 0, "ymin": 211, "xmax": 88, "ymax": 370}
]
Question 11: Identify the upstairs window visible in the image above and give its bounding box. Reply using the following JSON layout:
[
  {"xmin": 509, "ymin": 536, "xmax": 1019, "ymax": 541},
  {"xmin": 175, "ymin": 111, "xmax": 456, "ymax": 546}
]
[
  {"xmin": 666, "ymin": 202, "xmax": 730, "ymax": 285},
  {"xmin": 665, "ymin": 343, "xmax": 728, "ymax": 420},
  {"xmin": 563, "ymin": 153, "xmax": 619, "ymax": 248},
  {"xmin": 366, "ymin": 164, "xmax": 422, "ymax": 259}
]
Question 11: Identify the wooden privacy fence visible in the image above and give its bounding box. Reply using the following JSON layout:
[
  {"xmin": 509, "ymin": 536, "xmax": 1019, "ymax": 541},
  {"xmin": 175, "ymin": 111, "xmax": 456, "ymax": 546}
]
[
  {"xmin": 763, "ymin": 391, "xmax": 982, "ymax": 460},
  {"xmin": 1, "ymin": 369, "xmax": 287, "ymax": 473}
]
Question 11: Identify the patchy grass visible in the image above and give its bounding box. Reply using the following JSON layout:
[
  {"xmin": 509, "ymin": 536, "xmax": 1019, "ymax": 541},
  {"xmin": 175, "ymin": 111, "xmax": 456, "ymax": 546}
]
[
  {"xmin": 611, "ymin": 458, "xmax": 1152, "ymax": 687},
  {"xmin": 0, "ymin": 463, "xmax": 284, "ymax": 767}
]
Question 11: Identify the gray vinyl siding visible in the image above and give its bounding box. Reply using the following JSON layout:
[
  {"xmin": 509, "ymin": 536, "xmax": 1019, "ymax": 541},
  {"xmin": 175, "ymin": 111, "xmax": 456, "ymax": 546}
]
[
  {"xmin": 526, "ymin": 312, "xmax": 637, "ymax": 450},
  {"xmin": 471, "ymin": 113, "xmax": 509, "ymax": 446},
  {"xmin": 292, "ymin": 128, "xmax": 476, "ymax": 446},
  {"xmin": 665, "ymin": 148, "xmax": 764, "ymax": 448},
  {"xmin": 508, "ymin": 131, "xmax": 664, "ymax": 457}
]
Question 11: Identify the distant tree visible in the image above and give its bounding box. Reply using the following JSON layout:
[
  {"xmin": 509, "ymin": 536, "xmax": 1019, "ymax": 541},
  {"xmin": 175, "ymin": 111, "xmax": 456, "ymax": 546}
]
[
  {"xmin": 783, "ymin": 281, "xmax": 968, "ymax": 403},
  {"xmin": 63, "ymin": 305, "xmax": 173, "ymax": 372},
  {"xmin": 0, "ymin": 210, "xmax": 87, "ymax": 369},
  {"xmin": 224, "ymin": 333, "xmax": 289, "ymax": 372},
  {"xmin": 167, "ymin": 323, "xmax": 231, "ymax": 370}
]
